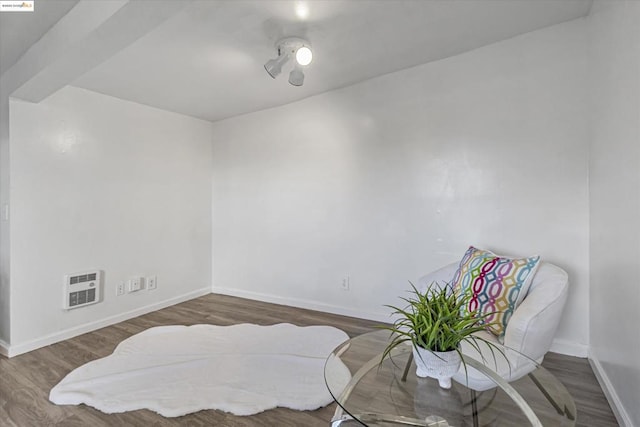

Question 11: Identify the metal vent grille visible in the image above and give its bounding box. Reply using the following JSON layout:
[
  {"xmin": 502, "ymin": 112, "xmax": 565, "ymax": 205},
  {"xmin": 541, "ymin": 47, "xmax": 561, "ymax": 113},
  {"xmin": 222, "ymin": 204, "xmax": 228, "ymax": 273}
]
[
  {"xmin": 69, "ymin": 273, "xmax": 97, "ymax": 284},
  {"xmin": 64, "ymin": 270, "xmax": 102, "ymax": 310}
]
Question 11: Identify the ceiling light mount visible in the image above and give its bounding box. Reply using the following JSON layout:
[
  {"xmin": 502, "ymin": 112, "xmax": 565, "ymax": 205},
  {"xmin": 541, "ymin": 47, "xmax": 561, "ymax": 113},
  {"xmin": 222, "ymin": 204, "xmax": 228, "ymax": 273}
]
[{"xmin": 264, "ymin": 37, "xmax": 313, "ymax": 86}]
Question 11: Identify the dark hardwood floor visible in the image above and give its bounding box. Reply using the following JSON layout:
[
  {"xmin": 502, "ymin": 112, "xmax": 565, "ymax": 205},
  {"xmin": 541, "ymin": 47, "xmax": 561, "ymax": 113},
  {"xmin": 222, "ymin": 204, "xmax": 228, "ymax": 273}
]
[{"xmin": 0, "ymin": 293, "xmax": 619, "ymax": 426}]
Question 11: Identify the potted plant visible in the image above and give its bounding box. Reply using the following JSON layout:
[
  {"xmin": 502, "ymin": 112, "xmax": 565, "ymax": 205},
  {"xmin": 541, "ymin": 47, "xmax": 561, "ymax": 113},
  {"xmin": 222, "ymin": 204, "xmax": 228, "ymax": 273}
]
[{"xmin": 381, "ymin": 282, "xmax": 501, "ymax": 389}]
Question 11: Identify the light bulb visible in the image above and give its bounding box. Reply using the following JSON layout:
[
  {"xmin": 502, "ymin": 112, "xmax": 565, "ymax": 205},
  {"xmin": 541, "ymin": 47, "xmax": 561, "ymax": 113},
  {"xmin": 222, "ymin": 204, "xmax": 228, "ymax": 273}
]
[{"xmin": 295, "ymin": 46, "xmax": 313, "ymax": 66}]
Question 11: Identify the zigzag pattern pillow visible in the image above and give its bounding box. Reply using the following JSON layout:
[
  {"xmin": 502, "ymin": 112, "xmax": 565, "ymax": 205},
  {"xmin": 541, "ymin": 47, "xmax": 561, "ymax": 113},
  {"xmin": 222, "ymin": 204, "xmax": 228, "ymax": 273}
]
[{"xmin": 451, "ymin": 246, "xmax": 541, "ymax": 338}]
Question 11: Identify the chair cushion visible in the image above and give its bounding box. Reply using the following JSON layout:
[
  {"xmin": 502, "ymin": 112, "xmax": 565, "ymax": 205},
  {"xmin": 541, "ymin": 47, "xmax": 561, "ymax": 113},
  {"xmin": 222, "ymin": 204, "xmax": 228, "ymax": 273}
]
[{"xmin": 451, "ymin": 246, "xmax": 541, "ymax": 338}]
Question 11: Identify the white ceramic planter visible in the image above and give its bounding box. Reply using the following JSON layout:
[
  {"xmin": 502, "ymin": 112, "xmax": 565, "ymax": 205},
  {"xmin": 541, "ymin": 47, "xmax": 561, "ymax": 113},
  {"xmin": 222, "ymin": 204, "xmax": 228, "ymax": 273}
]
[{"xmin": 413, "ymin": 346, "xmax": 462, "ymax": 389}]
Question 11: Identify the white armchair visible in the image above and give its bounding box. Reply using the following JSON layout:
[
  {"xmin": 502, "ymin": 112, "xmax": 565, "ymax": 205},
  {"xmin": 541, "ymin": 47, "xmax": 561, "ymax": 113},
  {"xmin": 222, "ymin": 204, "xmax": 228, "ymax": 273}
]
[{"xmin": 416, "ymin": 261, "xmax": 569, "ymax": 391}]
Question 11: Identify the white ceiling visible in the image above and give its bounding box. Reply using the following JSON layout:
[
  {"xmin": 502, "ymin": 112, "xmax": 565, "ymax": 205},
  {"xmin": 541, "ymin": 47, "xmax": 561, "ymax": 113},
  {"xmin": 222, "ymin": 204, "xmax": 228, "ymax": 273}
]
[
  {"xmin": 3, "ymin": 0, "xmax": 592, "ymax": 123},
  {"xmin": 0, "ymin": 0, "xmax": 79, "ymax": 75}
]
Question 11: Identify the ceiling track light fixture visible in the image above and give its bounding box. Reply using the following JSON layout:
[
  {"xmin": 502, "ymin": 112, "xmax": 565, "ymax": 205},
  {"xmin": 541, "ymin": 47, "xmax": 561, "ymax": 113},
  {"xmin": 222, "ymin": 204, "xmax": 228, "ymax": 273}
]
[{"xmin": 264, "ymin": 37, "xmax": 313, "ymax": 86}]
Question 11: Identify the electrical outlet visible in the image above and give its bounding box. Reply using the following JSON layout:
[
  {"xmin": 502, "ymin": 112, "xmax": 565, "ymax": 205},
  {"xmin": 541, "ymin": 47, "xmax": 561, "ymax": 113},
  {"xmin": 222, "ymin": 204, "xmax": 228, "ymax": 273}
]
[
  {"xmin": 341, "ymin": 275, "xmax": 350, "ymax": 291},
  {"xmin": 128, "ymin": 277, "xmax": 143, "ymax": 292},
  {"xmin": 116, "ymin": 282, "xmax": 125, "ymax": 296},
  {"xmin": 147, "ymin": 275, "xmax": 157, "ymax": 290}
]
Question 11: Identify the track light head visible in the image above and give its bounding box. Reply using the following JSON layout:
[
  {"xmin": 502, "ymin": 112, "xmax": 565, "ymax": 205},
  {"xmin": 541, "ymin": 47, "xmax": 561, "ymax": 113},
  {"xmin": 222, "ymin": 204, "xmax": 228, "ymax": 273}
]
[
  {"xmin": 264, "ymin": 53, "xmax": 290, "ymax": 78},
  {"xmin": 264, "ymin": 37, "xmax": 312, "ymax": 86},
  {"xmin": 289, "ymin": 67, "xmax": 304, "ymax": 86}
]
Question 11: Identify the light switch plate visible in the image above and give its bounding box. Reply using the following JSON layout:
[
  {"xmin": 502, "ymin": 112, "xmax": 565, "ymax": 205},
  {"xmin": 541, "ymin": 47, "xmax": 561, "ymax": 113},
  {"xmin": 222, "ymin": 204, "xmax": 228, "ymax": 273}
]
[{"xmin": 128, "ymin": 277, "xmax": 143, "ymax": 292}]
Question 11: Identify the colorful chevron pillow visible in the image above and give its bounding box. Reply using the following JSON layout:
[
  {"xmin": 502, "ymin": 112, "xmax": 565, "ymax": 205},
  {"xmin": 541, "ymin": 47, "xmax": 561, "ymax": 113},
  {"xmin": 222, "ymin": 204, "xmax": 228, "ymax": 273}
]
[{"xmin": 451, "ymin": 246, "xmax": 541, "ymax": 338}]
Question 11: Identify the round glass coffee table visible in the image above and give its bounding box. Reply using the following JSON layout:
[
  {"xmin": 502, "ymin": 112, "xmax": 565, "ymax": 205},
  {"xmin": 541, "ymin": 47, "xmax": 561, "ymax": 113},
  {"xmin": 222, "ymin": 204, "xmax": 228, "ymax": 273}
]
[{"xmin": 324, "ymin": 330, "xmax": 576, "ymax": 426}]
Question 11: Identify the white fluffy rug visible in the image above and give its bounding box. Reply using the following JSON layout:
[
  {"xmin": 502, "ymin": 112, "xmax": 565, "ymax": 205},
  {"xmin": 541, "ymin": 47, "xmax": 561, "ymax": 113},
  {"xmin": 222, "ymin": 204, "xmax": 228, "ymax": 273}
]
[{"xmin": 49, "ymin": 323, "xmax": 350, "ymax": 417}]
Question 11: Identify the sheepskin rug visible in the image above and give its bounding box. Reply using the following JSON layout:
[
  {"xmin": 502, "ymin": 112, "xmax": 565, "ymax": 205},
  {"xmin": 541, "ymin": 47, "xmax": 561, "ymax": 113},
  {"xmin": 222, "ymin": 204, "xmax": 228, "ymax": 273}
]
[{"xmin": 50, "ymin": 323, "xmax": 350, "ymax": 417}]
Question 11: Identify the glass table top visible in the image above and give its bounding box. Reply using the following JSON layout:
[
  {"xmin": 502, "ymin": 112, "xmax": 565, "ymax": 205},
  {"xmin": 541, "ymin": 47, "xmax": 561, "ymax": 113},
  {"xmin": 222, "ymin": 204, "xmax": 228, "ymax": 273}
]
[{"xmin": 324, "ymin": 330, "xmax": 576, "ymax": 426}]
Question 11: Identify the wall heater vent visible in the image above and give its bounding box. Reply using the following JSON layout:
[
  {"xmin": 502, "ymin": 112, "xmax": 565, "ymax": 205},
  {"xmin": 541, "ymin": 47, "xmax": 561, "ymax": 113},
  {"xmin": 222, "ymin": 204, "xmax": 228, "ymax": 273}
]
[{"xmin": 64, "ymin": 270, "xmax": 102, "ymax": 310}]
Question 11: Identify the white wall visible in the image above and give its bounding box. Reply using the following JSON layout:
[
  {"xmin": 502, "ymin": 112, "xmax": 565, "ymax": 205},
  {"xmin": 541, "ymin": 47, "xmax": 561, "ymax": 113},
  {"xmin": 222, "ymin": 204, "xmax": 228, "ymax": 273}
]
[
  {"xmin": 588, "ymin": 1, "xmax": 640, "ymax": 425},
  {"xmin": 8, "ymin": 86, "xmax": 212, "ymax": 354},
  {"xmin": 211, "ymin": 20, "xmax": 590, "ymax": 354}
]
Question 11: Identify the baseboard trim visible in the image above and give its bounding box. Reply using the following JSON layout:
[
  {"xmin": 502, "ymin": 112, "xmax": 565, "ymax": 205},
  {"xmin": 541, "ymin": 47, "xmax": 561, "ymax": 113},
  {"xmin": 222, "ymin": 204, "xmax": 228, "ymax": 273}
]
[
  {"xmin": 5, "ymin": 287, "xmax": 211, "ymax": 358},
  {"xmin": 0, "ymin": 338, "xmax": 9, "ymax": 357},
  {"xmin": 212, "ymin": 287, "xmax": 392, "ymax": 324},
  {"xmin": 588, "ymin": 352, "xmax": 633, "ymax": 427},
  {"xmin": 550, "ymin": 338, "xmax": 588, "ymax": 357},
  {"xmin": 215, "ymin": 287, "xmax": 588, "ymax": 358}
]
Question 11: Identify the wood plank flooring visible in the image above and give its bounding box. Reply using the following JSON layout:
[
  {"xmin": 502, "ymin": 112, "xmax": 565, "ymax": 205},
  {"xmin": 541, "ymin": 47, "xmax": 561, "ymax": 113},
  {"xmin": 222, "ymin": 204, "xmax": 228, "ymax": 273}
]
[{"xmin": 0, "ymin": 294, "xmax": 619, "ymax": 426}]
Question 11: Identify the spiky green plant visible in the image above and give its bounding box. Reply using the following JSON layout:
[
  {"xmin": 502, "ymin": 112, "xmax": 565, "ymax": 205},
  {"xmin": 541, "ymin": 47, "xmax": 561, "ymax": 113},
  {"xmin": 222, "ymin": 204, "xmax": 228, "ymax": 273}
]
[{"xmin": 380, "ymin": 282, "xmax": 504, "ymax": 366}]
